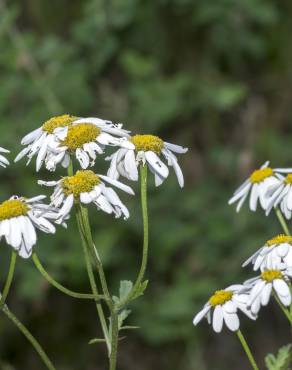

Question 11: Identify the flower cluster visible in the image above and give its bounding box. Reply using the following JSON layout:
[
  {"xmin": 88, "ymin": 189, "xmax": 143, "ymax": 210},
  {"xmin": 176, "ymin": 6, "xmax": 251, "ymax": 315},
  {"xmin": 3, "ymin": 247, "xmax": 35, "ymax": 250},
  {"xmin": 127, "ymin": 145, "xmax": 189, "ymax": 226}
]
[
  {"xmin": 194, "ymin": 161, "xmax": 292, "ymax": 334},
  {"xmin": 0, "ymin": 114, "xmax": 187, "ymax": 258}
]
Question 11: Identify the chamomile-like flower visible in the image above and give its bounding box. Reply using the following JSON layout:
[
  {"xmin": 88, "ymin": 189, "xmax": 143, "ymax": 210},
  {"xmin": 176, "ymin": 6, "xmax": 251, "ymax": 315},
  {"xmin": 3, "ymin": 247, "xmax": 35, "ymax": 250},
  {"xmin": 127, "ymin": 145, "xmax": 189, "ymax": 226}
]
[
  {"xmin": 245, "ymin": 269, "xmax": 292, "ymax": 315},
  {"xmin": 228, "ymin": 161, "xmax": 292, "ymax": 212},
  {"xmin": 0, "ymin": 147, "xmax": 10, "ymax": 168},
  {"xmin": 38, "ymin": 170, "xmax": 134, "ymax": 222},
  {"xmin": 243, "ymin": 235, "xmax": 292, "ymax": 271},
  {"xmin": 15, "ymin": 114, "xmax": 78, "ymax": 171},
  {"xmin": 45, "ymin": 117, "xmax": 130, "ymax": 171},
  {"xmin": 106, "ymin": 134, "xmax": 188, "ymax": 187},
  {"xmin": 265, "ymin": 173, "xmax": 292, "ymax": 219},
  {"xmin": 0, "ymin": 195, "xmax": 58, "ymax": 258},
  {"xmin": 193, "ymin": 285, "xmax": 255, "ymax": 333}
]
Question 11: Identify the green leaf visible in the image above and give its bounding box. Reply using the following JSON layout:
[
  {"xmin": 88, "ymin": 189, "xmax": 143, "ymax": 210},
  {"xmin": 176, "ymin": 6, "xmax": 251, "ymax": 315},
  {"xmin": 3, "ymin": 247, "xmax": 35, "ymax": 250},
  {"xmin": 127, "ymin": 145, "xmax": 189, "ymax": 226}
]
[
  {"xmin": 88, "ymin": 338, "xmax": 106, "ymax": 345},
  {"xmin": 265, "ymin": 344, "xmax": 292, "ymax": 370},
  {"xmin": 120, "ymin": 325, "xmax": 140, "ymax": 331},
  {"xmin": 132, "ymin": 280, "xmax": 148, "ymax": 300},
  {"xmin": 118, "ymin": 309, "xmax": 131, "ymax": 330},
  {"xmin": 119, "ymin": 280, "xmax": 133, "ymax": 301}
]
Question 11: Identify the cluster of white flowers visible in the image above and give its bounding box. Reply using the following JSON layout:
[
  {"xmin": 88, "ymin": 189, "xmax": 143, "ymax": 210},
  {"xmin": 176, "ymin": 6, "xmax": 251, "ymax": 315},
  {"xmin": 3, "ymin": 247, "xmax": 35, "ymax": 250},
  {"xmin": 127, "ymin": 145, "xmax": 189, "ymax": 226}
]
[
  {"xmin": 0, "ymin": 113, "xmax": 188, "ymax": 258},
  {"xmin": 194, "ymin": 162, "xmax": 292, "ymax": 333}
]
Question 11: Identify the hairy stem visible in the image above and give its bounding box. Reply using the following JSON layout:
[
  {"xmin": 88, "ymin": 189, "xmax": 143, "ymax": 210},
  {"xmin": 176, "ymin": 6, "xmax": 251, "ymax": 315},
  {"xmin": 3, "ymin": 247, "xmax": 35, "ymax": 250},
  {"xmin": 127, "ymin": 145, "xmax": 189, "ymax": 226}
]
[
  {"xmin": 273, "ymin": 292, "xmax": 292, "ymax": 325},
  {"xmin": 109, "ymin": 312, "xmax": 119, "ymax": 370},
  {"xmin": 2, "ymin": 305, "xmax": 56, "ymax": 370},
  {"xmin": 0, "ymin": 251, "xmax": 17, "ymax": 306},
  {"xmin": 32, "ymin": 253, "xmax": 104, "ymax": 300},
  {"xmin": 236, "ymin": 330, "xmax": 259, "ymax": 370},
  {"xmin": 275, "ymin": 207, "xmax": 290, "ymax": 236}
]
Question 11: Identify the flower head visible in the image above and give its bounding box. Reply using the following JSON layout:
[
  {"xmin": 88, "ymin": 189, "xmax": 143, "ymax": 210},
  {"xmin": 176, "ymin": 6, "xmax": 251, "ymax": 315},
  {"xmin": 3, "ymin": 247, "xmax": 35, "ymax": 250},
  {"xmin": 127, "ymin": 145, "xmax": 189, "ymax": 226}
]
[
  {"xmin": 45, "ymin": 118, "xmax": 129, "ymax": 171},
  {"xmin": 265, "ymin": 173, "xmax": 292, "ymax": 219},
  {"xmin": 243, "ymin": 235, "xmax": 292, "ymax": 271},
  {"xmin": 0, "ymin": 195, "xmax": 59, "ymax": 258},
  {"xmin": 38, "ymin": 170, "xmax": 134, "ymax": 222},
  {"xmin": 0, "ymin": 147, "xmax": 10, "ymax": 168},
  {"xmin": 245, "ymin": 268, "xmax": 292, "ymax": 315},
  {"xmin": 228, "ymin": 161, "xmax": 292, "ymax": 212},
  {"xmin": 106, "ymin": 134, "xmax": 188, "ymax": 187},
  {"xmin": 193, "ymin": 285, "xmax": 255, "ymax": 333}
]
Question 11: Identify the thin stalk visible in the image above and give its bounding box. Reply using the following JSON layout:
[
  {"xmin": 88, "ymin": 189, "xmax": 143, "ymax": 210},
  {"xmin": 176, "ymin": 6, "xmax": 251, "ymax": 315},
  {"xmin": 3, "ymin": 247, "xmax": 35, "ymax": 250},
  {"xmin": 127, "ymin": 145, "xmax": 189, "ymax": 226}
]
[
  {"xmin": 236, "ymin": 330, "xmax": 259, "ymax": 370},
  {"xmin": 273, "ymin": 292, "xmax": 292, "ymax": 325},
  {"xmin": 32, "ymin": 253, "xmax": 104, "ymax": 300},
  {"xmin": 109, "ymin": 312, "xmax": 119, "ymax": 370},
  {"xmin": 0, "ymin": 251, "xmax": 17, "ymax": 306},
  {"xmin": 76, "ymin": 207, "xmax": 111, "ymax": 352},
  {"xmin": 2, "ymin": 305, "xmax": 56, "ymax": 370},
  {"xmin": 117, "ymin": 164, "xmax": 149, "ymax": 309},
  {"xmin": 275, "ymin": 207, "xmax": 290, "ymax": 236}
]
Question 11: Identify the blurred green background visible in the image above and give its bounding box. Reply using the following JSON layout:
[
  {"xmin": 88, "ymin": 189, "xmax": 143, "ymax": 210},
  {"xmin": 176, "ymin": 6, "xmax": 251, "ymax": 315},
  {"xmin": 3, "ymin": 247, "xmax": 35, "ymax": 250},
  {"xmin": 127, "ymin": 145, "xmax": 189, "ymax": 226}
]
[{"xmin": 0, "ymin": 0, "xmax": 292, "ymax": 369}]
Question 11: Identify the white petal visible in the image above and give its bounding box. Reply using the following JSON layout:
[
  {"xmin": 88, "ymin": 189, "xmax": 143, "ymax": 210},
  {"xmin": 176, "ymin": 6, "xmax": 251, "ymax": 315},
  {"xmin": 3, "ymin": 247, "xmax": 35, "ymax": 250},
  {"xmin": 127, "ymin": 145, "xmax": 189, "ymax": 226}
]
[
  {"xmin": 145, "ymin": 151, "xmax": 169, "ymax": 179},
  {"xmin": 193, "ymin": 305, "xmax": 210, "ymax": 325},
  {"xmin": 212, "ymin": 306, "xmax": 224, "ymax": 333}
]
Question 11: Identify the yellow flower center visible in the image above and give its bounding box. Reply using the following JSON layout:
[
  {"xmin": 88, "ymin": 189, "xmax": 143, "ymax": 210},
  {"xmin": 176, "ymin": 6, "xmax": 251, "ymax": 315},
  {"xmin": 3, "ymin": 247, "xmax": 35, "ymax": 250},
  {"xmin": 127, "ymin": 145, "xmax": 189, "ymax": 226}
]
[
  {"xmin": 261, "ymin": 270, "xmax": 283, "ymax": 282},
  {"xmin": 250, "ymin": 167, "xmax": 273, "ymax": 183},
  {"xmin": 285, "ymin": 174, "xmax": 292, "ymax": 184},
  {"xmin": 62, "ymin": 170, "xmax": 101, "ymax": 197},
  {"xmin": 130, "ymin": 134, "xmax": 164, "ymax": 154},
  {"xmin": 266, "ymin": 234, "xmax": 292, "ymax": 247},
  {"xmin": 62, "ymin": 123, "xmax": 101, "ymax": 150},
  {"xmin": 209, "ymin": 290, "xmax": 233, "ymax": 307},
  {"xmin": 0, "ymin": 199, "xmax": 29, "ymax": 221},
  {"xmin": 42, "ymin": 114, "xmax": 77, "ymax": 134}
]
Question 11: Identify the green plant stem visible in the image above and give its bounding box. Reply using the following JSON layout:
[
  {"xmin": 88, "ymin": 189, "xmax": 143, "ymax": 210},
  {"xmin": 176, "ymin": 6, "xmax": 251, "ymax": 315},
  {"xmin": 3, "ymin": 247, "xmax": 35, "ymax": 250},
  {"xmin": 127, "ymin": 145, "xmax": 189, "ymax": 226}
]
[
  {"xmin": 2, "ymin": 305, "xmax": 56, "ymax": 370},
  {"xmin": 0, "ymin": 251, "xmax": 17, "ymax": 306},
  {"xmin": 117, "ymin": 164, "xmax": 149, "ymax": 309},
  {"xmin": 109, "ymin": 312, "xmax": 119, "ymax": 370},
  {"xmin": 275, "ymin": 207, "xmax": 291, "ymax": 236},
  {"xmin": 236, "ymin": 330, "xmax": 259, "ymax": 370},
  {"xmin": 75, "ymin": 206, "xmax": 111, "ymax": 352},
  {"xmin": 273, "ymin": 292, "xmax": 292, "ymax": 325},
  {"xmin": 32, "ymin": 253, "xmax": 104, "ymax": 300}
]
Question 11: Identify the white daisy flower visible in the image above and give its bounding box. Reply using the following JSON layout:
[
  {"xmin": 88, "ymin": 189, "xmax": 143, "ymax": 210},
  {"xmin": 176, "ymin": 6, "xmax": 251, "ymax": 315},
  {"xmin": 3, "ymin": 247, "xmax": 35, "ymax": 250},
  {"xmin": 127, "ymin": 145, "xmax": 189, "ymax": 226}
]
[
  {"xmin": 14, "ymin": 114, "xmax": 78, "ymax": 171},
  {"xmin": 15, "ymin": 115, "xmax": 129, "ymax": 172},
  {"xmin": 228, "ymin": 161, "xmax": 292, "ymax": 212},
  {"xmin": 38, "ymin": 170, "xmax": 134, "ymax": 222},
  {"xmin": 265, "ymin": 173, "xmax": 292, "ymax": 219},
  {"xmin": 0, "ymin": 195, "xmax": 58, "ymax": 259},
  {"xmin": 245, "ymin": 269, "xmax": 292, "ymax": 315},
  {"xmin": 44, "ymin": 117, "xmax": 130, "ymax": 171},
  {"xmin": 243, "ymin": 235, "xmax": 292, "ymax": 271},
  {"xmin": 193, "ymin": 285, "xmax": 255, "ymax": 333},
  {"xmin": 106, "ymin": 134, "xmax": 188, "ymax": 187},
  {"xmin": 0, "ymin": 147, "xmax": 10, "ymax": 168}
]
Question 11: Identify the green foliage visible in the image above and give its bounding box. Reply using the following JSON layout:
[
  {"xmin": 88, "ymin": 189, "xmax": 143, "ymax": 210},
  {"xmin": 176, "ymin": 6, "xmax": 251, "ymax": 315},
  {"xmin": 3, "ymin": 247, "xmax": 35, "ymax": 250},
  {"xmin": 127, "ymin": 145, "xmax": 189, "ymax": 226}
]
[
  {"xmin": 265, "ymin": 345, "xmax": 292, "ymax": 370},
  {"xmin": 0, "ymin": 0, "xmax": 291, "ymax": 369}
]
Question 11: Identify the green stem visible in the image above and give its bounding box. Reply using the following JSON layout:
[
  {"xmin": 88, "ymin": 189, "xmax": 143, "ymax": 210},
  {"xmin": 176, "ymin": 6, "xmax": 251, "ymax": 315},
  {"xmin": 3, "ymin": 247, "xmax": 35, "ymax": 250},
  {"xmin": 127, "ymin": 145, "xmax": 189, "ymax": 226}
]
[
  {"xmin": 2, "ymin": 305, "xmax": 56, "ymax": 370},
  {"xmin": 32, "ymin": 253, "xmax": 104, "ymax": 300},
  {"xmin": 275, "ymin": 207, "xmax": 290, "ymax": 236},
  {"xmin": 236, "ymin": 330, "xmax": 259, "ymax": 370},
  {"xmin": 109, "ymin": 312, "xmax": 119, "ymax": 370},
  {"xmin": 76, "ymin": 206, "xmax": 111, "ymax": 353},
  {"xmin": 0, "ymin": 251, "xmax": 17, "ymax": 306},
  {"xmin": 273, "ymin": 292, "xmax": 292, "ymax": 324},
  {"xmin": 117, "ymin": 164, "xmax": 149, "ymax": 309}
]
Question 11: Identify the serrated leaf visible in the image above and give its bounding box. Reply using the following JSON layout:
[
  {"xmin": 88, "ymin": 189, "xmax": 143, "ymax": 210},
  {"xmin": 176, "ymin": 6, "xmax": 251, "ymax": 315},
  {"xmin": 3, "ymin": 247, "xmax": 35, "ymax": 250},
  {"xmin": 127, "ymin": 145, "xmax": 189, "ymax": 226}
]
[
  {"xmin": 119, "ymin": 280, "xmax": 133, "ymax": 301},
  {"xmin": 265, "ymin": 344, "xmax": 292, "ymax": 370},
  {"xmin": 132, "ymin": 280, "xmax": 148, "ymax": 300},
  {"xmin": 118, "ymin": 309, "xmax": 131, "ymax": 330}
]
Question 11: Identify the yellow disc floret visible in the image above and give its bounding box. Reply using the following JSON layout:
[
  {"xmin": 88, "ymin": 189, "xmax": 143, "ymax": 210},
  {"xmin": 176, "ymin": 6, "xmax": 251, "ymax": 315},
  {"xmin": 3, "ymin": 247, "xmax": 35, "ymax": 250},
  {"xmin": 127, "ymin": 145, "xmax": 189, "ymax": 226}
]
[
  {"xmin": 42, "ymin": 114, "xmax": 77, "ymax": 134},
  {"xmin": 0, "ymin": 199, "xmax": 29, "ymax": 221},
  {"xmin": 209, "ymin": 290, "xmax": 233, "ymax": 307},
  {"xmin": 266, "ymin": 234, "xmax": 292, "ymax": 247},
  {"xmin": 130, "ymin": 134, "xmax": 164, "ymax": 154},
  {"xmin": 62, "ymin": 170, "xmax": 101, "ymax": 197},
  {"xmin": 250, "ymin": 167, "xmax": 273, "ymax": 183},
  {"xmin": 285, "ymin": 174, "xmax": 292, "ymax": 184},
  {"xmin": 261, "ymin": 270, "xmax": 283, "ymax": 282},
  {"xmin": 62, "ymin": 123, "xmax": 101, "ymax": 150}
]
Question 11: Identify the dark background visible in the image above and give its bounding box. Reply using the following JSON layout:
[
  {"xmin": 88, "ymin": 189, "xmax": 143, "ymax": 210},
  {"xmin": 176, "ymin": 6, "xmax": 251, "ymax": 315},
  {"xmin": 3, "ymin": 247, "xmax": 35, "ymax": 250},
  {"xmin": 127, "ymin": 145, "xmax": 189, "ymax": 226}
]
[{"xmin": 0, "ymin": 0, "xmax": 292, "ymax": 369}]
